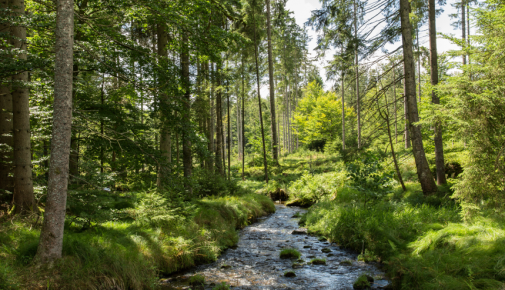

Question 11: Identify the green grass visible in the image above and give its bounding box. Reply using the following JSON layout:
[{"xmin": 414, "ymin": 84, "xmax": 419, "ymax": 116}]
[
  {"xmin": 0, "ymin": 193, "xmax": 275, "ymax": 289},
  {"xmin": 279, "ymin": 248, "xmax": 301, "ymax": 259},
  {"xmin": 189, "ymin": 274, "xmax": 205, "ymax": 286},
  {"xmin": 212, "ymin": 282, "xmax": 231, "ymax": 290},
  {"xmin": 302, "ymin": 181, "xmax": 505, "ymax": 289}
]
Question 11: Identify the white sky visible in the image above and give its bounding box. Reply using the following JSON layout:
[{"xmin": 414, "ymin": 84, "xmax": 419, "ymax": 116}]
[{"xmin": 285, "ymin": 0, "xmax": 465, "ymax": 89}]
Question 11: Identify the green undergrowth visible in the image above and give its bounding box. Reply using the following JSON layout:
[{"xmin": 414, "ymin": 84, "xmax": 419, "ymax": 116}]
[
  {"xmin": 0, "ymin": 192, "xmax": 274, "ymax": 289},
  {"xmin": 303, "ymin": 182, "xmax": 505, "ymax": 289}
]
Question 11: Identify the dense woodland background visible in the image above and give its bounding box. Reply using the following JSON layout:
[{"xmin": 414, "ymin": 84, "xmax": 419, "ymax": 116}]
[{"xmin": 1, "ymin": 0, "xmax": 505, "ymax": 288}]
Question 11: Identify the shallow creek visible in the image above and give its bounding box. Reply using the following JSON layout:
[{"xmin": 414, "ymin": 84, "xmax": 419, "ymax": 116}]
[{"xmin": 160, "ymin": 204, "xmax": 390, "ymax": 289}]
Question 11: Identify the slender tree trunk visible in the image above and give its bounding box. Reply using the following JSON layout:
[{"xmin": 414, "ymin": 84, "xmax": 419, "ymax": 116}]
[
  {"xmin": 341, "ymin": 47, "xmax": 346, "ymax": 150},
  {"xmin": 393, "ymin": 65, "xmax": 397, "ymax": 143},
  {"xmin": 100, "ymin": 75, "xmax": 104, "ymax": 174},
  {"xmin": 215, "ymin": 62, "xmax": 224, "ymax": 176},
  {"xmin": 241, "ymin": 56, "xmax": 245, "ymax": 180},
  {"xmin": 227, "ymin": 81, "xmax": 231, "ymax": 180},
  {"xmin": 429, "ymin": 0, "xmax": 447, "ymax": 185},
  {"xmin": 35, "ymin": 0, "xmax": 74, "ymax": 263},
  {"xmin": 157, "ymin": 24, "xmax": 171, "ymax": 188},
  {"xmin": 11, "ymin": 0, "xmax": 35, "ymax": 213},
  {"xmin": 403, "ymin": 79, "xmax": 410, "ymax": 149},
  {"xmin": 181, "ymin": 33, "xmax": 192, "ymax": 186},
  {"xmin": 206, "ymin": 62, "xmax": 213, "ymax": 171},
  {"xmin": 399, "ymin": 0, "xmax": 438, "ymax": 194},
  {"xmin": 381, "ymin": 87, "xmax": 406, "ymax": 191},
  {"xmin": 266, "ymin": 0, "xmax": 278, "ymax": 164},
  {"xmin": 252, "ymin": 4, "xmax": 268, "ymax": 183},
  {"xmin": 354, "ymin": 0, "xmax": 361, "ymax": 149},
  {"xmin": 417, "ymin": 29, "xmax": 421, "ymax": 103},
  {"xmin": 0, "ymin": 1, "xmax": 13, "ymax": 196},
  {"xmin": 461, "ymin": 0, "xmax": 466, "ymax": 65}
]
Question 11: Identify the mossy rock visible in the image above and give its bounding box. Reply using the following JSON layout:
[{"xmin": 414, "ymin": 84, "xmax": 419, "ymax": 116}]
[
  {"xmin": 284, "ymin": 271, "xmax": 297, "ymax": 277},
  {"xmin": 353, "ymin": 274, "xmax": 373, "ymax": 289},
  {"xmin": 285, "ymin": 198, "xmax": 312, "ymax": 208}
]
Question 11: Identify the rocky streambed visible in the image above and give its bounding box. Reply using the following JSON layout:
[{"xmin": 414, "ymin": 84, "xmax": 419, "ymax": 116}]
[{"xmin": 161, "ymin": 204, "xmax": 391, "ymax": 290}]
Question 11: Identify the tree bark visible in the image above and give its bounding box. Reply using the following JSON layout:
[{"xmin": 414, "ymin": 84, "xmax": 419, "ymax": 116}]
[
  {"xmin": 429, "ymin": 0, "xmax": 447, "ymax": 185},
  {"xmin": 11, "ymin": 0, "xmax": 35, "ymax": 213},
  {"xmin": 266, "ymin": 0, "xmax": 278, "ymax": 164},
  {"xmin": 252, "ymin": 4, "xmax": 268, "ymax": 183},
  {"xmin": 461, "ymin": 0, "xmax": 466, "ymax": 65},
  {"xmin": 0, "ymin": 0, "xmax": 13, "ymax": 196},
  {"xmin": 399, "ymin": 0, "xmax": 438, "ymax": 194},
  {"xmin": 181, "ymin": 32, "xmax": 192, "ymax": 185},
  {"xmin": 403, "ymin": 79, "xmax": 410, "ymax": 149},
  {"xmin": 215, "ymin": 62, "xmax": 224, "ymax": 176},
  {"xmin": 0, "ymin": 0, "xmax": 13, "ymax": 198},
  {"xmin": 354, "ymin": 0, "xmax": 361, "ymax": 149},
  {"xmin": 241, "ymin": 64, "xmax": 245, "ymax": 181},
  {"xmin": 157, "ymin": 24, "xmax": 171, "ymax": 188},
  {"xmin": 35, "ymin": 0, "xmax": 74, "ymax": 263}
]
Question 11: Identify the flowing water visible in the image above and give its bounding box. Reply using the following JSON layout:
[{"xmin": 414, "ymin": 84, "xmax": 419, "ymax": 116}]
[{"xmin": 160, "ymin": 204, "xmax": 390, "ymax": 290}]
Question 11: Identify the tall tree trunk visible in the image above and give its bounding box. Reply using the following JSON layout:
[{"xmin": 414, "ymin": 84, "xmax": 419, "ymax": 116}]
[
  {"xmin": 399, "ymin": 0, "xmax": 438, "ymax": 194},
  {"xmin": 11, "ymin": 0, "xmax": 35, "ymax": 213},
  {"xmin": 35, "ymin": 0, "xmax": 74, "ymax": 263},
  {"xmin": 0, "ymin": 0, "xmax": 13, "ymax": 196},
  {"xmin": 206, "ymin": 62, "xmax": 213, "ymax": 171},
  {"xmin": 157, "ymin": 24, "xmax": 171, "ymax": 188},
  {"xmin": 381, "ymin": 85, "xmax": 406, "ymax": 191},
  {"xmin": 461, "ymin": 0, "xmax": 466, "ymax": 65},
  {"xmin": 354, "ymin": 0, "xmax": 361, "ymax": 149},
  {"xmin": 341, "ymin": 46, "xmax": 346, "ymax": 151},
  {"xmin": 393, "ymin": 65, "xmax": 397, "ymax": 143},
  {"xmin": 215, "ymin": 62, "xmax": 224, "ymax": 176},
  {"xmin": 100, "ymin": 75, "xmax": 104, "ymax": 174},
  {"xmin": 266, "ymin": 0, "xmax": 278, "ymax": 164},
  {"xmin": 403, "ymin": 79, "xmax": 410, "ymax": 149},
  {"xmin": 181, "ymin": 33, "xmax": 192, "ymax": 186},
  {"xmin": 227, "ymin": 81, "xmax": 231, "ymax": 180},
  {"xmin": 252, "ymin": 4, "xmax": 268, "ymax": 183},
  {"xmin": 241, "ymin": 56, "xmax": 245, "ymax": 180},
  {"xmin": 417, "ymin": 29, "xmax": 421, "ymax": 103},
  {"xmin": 429, "ymin": 0, "xmax": 447, "ymax": 185}
]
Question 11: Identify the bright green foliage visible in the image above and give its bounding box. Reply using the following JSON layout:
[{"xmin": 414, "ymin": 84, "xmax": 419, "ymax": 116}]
[
  {"xmin": 440, "ymin": 0, "xmax": 505, "ymax": 215},
  {"xmin": 287, "ymin": 170, "xmax": 347, "ymax": 205},
  {"xmin": 293, "ymin": 81, "xmax": 355, "ymax": 149},
  {"xmin": 279, "ymin": 248, "xmax": 301, "ymax": 259}
]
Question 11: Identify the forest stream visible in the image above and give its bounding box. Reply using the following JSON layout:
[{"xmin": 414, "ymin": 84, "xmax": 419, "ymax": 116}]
[{"xmin": 160, "ymin": 204, "xmax": 391, "ymax": 290}]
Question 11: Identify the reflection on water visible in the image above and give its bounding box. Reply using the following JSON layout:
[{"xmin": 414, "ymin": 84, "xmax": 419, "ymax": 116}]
[{"xmin": 161, "ymin": 205, "xmax": 390, "ymax": 289}]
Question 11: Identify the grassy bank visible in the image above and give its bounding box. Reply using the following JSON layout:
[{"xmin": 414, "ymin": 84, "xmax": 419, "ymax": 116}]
[
  {"xmin": 0, "ymin": 192, "xmax": 275, "ymax": 289},
  {"xmin": 288, "ymin": 158, "xmax": 505, "ymax": 289}
]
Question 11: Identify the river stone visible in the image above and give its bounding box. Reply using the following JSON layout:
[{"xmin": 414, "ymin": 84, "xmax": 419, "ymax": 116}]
[
  {"xmin": 292, "ymin": 228, "xmax": 308, "ymax": 235},
  {"xmin": 284, "ymin": 271, "xmax": 297, "ymax": 277},
  {"xmin": 321, "ymin": 248, "xmax": 332, "ymax": 253}
]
